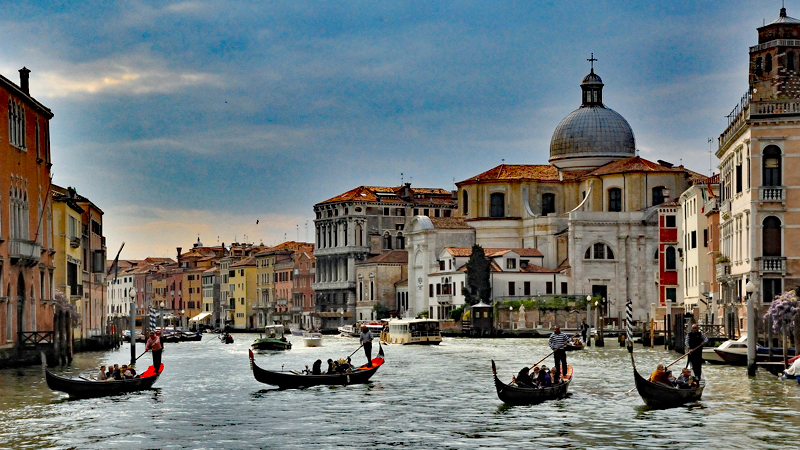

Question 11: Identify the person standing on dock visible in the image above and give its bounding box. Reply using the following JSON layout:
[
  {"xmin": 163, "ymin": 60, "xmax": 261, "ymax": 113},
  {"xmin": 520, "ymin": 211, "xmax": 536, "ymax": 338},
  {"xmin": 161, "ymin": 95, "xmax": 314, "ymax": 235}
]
[
  {"xmin": 685, "ymin": 323, "xmax": 708, "ymax": 380},
  {"xmin": 360, "ymin": 325, "xmax": 374, "ymax": 367},
  {"xmin": 145, "ymin": 330, "xmax": 163, "ymax": 372},
  {"xmin": 580, "ymin": 319, "xmax": 589, "ymax": 344},
  {"xmin": 548, "ymin": 326, "xmax": 569, "ymax": 379}
]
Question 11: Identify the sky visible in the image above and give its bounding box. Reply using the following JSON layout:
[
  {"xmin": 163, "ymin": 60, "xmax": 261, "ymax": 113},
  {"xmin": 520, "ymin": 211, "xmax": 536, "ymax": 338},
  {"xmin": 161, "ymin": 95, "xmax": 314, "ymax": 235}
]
[{"xmin": 0, "ymin": 1, "xmax": 787, "ymax": 259}]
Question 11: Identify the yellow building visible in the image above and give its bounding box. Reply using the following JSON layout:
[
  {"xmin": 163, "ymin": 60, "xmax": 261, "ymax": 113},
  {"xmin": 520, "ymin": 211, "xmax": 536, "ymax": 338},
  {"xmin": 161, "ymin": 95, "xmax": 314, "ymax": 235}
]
[
  {"xmin": 52, "ymin": 186, "xmax": 85, "ymax": 340},
  {"xmin": 229, "ymin": 256, "xmax": 256, "ymax": 329}
]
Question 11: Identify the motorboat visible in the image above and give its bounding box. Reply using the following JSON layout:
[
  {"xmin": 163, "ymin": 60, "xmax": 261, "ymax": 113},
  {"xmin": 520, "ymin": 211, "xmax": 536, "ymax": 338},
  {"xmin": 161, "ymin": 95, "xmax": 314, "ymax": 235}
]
[
  {"xmin": 302, "ymin": 331, "xmax": 323, "ymax": 347},
  {"xmin": 252, "ymin": 325, "xmax": 292, "ymax": 351},
  {"xmin": 712, "ymin": 336, "xmax": 749, "ymax": 365},
  {"xmin": 381, "ymin": 318, "xmax": 442, "ymax": 345},
  {"xmin": 338, "ymin": 324, "xmax": 359, "ymax": 337}
]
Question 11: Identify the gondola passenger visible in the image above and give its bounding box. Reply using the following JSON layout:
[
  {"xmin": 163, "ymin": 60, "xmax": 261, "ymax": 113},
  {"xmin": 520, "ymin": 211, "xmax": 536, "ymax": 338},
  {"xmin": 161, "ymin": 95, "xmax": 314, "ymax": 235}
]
[
  {"xmin": 675, "ymin": 368, "xmax": 697, "ymax": 389},
  {"xmin": 648, "ymin": 364, "xmax": 673, "ymax": 386},
  {"xmin": 515, "ymin": 367, "xmax": 535, "ymax": 388},
  {"xmin": 326, "ymin": 359, "xmax": 335, "ymax": 374},
  {"xmin": 550, "ymin": 366, "xmax": 560, "ymax": 384},
  {"xmin": 537, "ymin": 365, "xmax": 552, "ymax": 388},
  {"xmin": 312, "ymin": 359, "xmax": 323, "ymax": 375},
  {"xmin": 97, "ymin": 365, "xmax": 107, "ymax": 381}
]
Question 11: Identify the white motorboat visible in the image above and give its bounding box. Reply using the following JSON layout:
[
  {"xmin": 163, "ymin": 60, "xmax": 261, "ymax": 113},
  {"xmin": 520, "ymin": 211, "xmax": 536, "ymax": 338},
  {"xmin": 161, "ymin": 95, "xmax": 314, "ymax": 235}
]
[
  {"xmin": 302, "ymin": 331, "xmax": 323, "ymax": 347},
  {"xmin": 381, "ymin": 318, "xmax": 442, "ymax": 345},
  {"xmin": 711, "ymin": 335, "xmax": 748, "ymax": 365}
]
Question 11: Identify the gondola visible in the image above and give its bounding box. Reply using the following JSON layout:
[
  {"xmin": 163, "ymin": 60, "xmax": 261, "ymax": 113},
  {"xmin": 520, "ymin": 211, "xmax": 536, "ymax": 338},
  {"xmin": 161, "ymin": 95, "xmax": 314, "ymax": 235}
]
[
  {"xmin": 44, "ymin": 363, "xmax": 164, "ymax": 398},
  {"xmin": 631, "ymin": 364, "xmax": 705, "ymax": 408},
  {"xmin": 491, "ymin": 360, "xmax": 573, "ymax": 405},
  {"xmin": 249, "ymin": 345, "xmax": 384, "ymax": 389}
]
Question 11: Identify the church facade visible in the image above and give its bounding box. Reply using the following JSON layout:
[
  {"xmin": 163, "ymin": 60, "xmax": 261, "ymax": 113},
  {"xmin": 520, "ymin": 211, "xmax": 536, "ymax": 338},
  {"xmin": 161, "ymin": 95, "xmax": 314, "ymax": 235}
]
[{"xmin": 456, "ymin": 64, "xmax": 703, "ymax": 322}]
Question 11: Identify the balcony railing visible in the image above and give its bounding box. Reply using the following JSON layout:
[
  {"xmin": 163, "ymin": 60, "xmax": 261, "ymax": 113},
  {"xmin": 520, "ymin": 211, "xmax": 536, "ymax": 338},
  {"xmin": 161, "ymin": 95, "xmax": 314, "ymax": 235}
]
[
  {"xmin": 18, "ymin": 331, "xmax": 54, "ymax": 347},
  {"xmin": 760, "ymin": 257, "xmax": 786, "ymax": 273},
  {"xmin": 436, "ymin": 294, "xmax": 453, "ymax": 305},
  {"xmin": 9, "ymin": 239, "xmax": 42, "ymax": 266},
  {"xmin": 719, "ymin": 201, "xmax": 730, "ymax": 218},
  {"xmin": 716, "ymin": 263, "xmax": 731, "ymax": 279},
  {"xmin": 759, "ymin": 186, "xmax": 785, "ymax": 202}
]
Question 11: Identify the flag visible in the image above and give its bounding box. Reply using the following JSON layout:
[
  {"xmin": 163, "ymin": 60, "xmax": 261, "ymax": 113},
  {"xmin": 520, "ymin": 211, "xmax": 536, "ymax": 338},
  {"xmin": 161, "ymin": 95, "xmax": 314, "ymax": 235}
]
[{"xmin": 626, "ymin": 299, "xmax": 634, "ymax": 353}]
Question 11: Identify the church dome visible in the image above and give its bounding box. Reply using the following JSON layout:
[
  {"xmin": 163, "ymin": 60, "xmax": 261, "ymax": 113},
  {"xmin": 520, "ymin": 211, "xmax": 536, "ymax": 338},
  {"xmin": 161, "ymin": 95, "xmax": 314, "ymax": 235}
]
[{"xmin": 549, "ymin": 68, "xmax": 636, "ymax": 171}]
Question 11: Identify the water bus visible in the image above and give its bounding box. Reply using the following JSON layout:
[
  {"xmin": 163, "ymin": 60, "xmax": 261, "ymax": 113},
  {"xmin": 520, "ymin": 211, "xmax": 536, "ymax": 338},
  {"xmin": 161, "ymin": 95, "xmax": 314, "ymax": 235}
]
[{"xmin": 380, "ymin": 318, "xmax": 442, "ymax": 345}]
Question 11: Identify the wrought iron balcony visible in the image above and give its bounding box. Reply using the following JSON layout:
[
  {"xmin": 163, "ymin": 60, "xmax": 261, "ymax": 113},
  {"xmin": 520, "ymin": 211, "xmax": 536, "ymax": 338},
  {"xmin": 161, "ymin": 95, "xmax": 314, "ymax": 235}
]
[{"xmin": 9, "ymin": 238, "xmax": 42, "ymax": 266}]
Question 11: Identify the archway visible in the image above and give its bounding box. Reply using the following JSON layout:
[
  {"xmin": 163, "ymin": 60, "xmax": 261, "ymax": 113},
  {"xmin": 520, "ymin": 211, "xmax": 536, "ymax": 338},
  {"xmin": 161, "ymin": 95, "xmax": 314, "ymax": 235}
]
[{"xmin": 17, "ymin": 272, "xmax": 25, "ymax": 337}]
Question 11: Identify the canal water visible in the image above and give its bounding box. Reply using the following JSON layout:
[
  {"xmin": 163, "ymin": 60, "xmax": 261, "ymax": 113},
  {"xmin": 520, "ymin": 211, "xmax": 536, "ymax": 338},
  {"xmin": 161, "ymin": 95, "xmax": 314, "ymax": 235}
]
[{"xmin": 1, "ymin": 334, "xmax": 799, "ymax": 449}]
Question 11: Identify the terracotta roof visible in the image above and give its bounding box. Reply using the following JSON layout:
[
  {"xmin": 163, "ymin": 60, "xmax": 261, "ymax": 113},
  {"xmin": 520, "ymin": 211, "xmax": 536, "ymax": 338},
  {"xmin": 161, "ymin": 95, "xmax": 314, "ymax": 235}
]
[
  {"xmin": 443, "ymin": 247, "xmax": 543, "ymax": 258},
  {"xmin": 429, "ymin": 217, "xmax": 472, "ymax": 229},
  {"xmin": 318, "ymin": 185, "xmax": 452, "ymax": 205},
  {"xmin": 586, "ymin": 156, "xmax": 695, "ymax": 177},
  {"xmin": 231, "ymin": 255, "xmax": 256, "ymax": 267},
  {"xmin": 520, "ymin": 264, "xmax": 562, "ymax": 274},
  {"xmin": 358, "ymin": 250, "xmax": 408, "ymax": 265},
  {"xmin": 659, "ymin": 199, "xmax": 680, "ymax": 207},
  {"xmin": 458, "ymin": 164, "xmax": 562, "ymax": 183}
]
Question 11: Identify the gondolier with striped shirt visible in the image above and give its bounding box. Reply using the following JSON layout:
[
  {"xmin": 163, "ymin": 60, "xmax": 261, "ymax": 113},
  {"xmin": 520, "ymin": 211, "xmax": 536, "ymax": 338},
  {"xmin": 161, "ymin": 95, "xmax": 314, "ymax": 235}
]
[
  {"xmin": 548, "ymin": 326, "xmax": 570, "ymax": 380},
  {"xmin": 360, "ymin": 325, "xmax": 374, "ymax": 367}
]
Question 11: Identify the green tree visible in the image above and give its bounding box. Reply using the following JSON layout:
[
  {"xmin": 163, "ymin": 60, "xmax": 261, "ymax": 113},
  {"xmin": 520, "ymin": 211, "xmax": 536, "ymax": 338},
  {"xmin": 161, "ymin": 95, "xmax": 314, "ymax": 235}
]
[{"xmin": 462, "ymin": 244, "xmax": 491, "ymax": 305}]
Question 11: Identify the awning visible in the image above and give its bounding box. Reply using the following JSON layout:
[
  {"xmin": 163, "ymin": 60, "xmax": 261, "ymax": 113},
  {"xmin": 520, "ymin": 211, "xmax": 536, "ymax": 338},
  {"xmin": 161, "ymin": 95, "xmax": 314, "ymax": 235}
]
[
  {"xmin": 314, "ymin": 311, "xmax": 354, "ymax": 318},
  {"xmin": 190, "ymin": 312, "xmax": 212, "ymax": 322}
]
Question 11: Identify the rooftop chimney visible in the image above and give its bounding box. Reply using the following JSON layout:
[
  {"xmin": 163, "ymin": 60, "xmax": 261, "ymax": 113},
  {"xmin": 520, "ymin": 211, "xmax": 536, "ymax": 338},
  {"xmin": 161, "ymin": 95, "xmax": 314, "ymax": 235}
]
[
  {"xmin": 176, "ymin": 247, "xmax": 182, "ymax": 261},
  {"xmin": 19, "ymin": 67, "xmax": 30, "ymax": 95}
]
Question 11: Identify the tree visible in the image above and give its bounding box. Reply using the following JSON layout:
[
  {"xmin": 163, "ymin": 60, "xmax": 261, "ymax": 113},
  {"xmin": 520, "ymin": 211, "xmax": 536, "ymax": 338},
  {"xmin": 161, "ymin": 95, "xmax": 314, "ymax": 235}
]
[{"xmin": 462, "ymin": 244, "xmax": 491, "ymax": 305}]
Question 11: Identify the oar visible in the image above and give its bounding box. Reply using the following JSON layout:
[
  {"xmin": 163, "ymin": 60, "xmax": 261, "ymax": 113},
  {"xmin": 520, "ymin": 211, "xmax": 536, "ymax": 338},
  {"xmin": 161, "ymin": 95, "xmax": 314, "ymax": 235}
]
[
  {"xmin": 347, "ymin": 343, "xmax": 364, "ymax": 359},
  {"xmin": 665, "ymin": 343, "xmax": 705, "ymax": 369},
  {"xmin": 134, "ymin": 350, "xmax": 148, "ymax": 362},
  {"xmin": 530, "ymin": 351, "xmax": 555, "ymax": 369}
]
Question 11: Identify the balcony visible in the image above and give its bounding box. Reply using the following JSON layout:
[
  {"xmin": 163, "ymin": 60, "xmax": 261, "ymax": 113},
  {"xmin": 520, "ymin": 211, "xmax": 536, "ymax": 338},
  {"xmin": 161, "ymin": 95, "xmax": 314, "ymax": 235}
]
[
  {"xmin": 290, "ymin": 306, "xmax": 302, "ymax": 313},
  {"xmin": 719, "ymin": 201, "xmax": 730, "ymax": 220},
  {"xmin": 9, "ymin": 239, "xmax": 42, "ymax": 266},
  {"xmin": 252, "ymin": 302, "xmax": 268, "ymax": 309},
  {"xmin": 759, "ymin": 186, "xmax": 785, "ymax": 203},
  {"xmin": 70, "ymin": 236, "xmax": 81, "ymax": 248},
  {"xmin": 70, "ymin": 284, "xmax": 83, "ymax": 297},
  {"xmin": 760, "ymin": 257, "xmax": 786, "ymax": 273},
  {"xmin": 436, "ymin": 294, "xmax": 453, "ymax": 305},
  {"xmin": 715, "ymin": 262, "xmax": 730, "ymax": 279}
]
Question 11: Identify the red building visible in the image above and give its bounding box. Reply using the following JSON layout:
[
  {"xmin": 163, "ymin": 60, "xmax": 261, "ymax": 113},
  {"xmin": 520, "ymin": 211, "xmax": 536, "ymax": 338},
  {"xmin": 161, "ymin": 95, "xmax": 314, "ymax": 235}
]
[{"xmin": 657, "ymin": 200, "xmax": 681, "ymax": 306}]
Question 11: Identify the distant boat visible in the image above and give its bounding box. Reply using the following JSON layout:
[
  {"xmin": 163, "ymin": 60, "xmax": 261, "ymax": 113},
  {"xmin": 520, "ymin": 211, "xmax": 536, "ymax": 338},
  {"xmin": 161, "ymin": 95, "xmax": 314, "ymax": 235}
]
[
  {"xmin": 381, "ymin": 318, "xmax": 441, "ymax": 345},
  {"xmin": 491, "ymin": 360, "xmax": 573, "ymax": 405},
  {"xmin": 302, "ymin": 331, "xmax": 323, "ymax": 347},
  {"xmin": 252, "ymin": 325, "xmax": 292, "ymax": 351},
  {"xmin": 45, "ymin": 362, "xmax": 164, "ymax": 398}
]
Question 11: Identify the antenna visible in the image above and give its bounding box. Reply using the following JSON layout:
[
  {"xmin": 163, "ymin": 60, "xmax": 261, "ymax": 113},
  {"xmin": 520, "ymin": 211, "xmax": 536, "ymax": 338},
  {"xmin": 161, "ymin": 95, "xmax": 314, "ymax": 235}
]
[
  {"xmin": 305, "ymin": 220, "xmax": 309, "ymax": 243},
  {"xmin": 401, "ymin": 172, "xmax": 404, "ymax": 184},
  {"xmin": 296, "ymin": 224, "xmax": 299, "ymax": 242},
  {"xmin": 708, "ymin": 137, "xmax": 713, "ymax": 176}
]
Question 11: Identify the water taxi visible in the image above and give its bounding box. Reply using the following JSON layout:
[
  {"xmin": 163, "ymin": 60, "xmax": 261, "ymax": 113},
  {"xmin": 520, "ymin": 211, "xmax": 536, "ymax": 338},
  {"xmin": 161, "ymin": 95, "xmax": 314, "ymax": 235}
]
[
  {"xmin": 380, "ymin": 318, "xmax": 442, "ymax": 345},
  {"xmin": 252, "ymin": 325, "xmax": 292, "ymax": 351}
]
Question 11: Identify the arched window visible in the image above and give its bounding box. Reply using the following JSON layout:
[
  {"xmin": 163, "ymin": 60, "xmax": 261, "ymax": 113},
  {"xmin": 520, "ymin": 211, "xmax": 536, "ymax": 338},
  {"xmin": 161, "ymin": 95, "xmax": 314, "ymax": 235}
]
[
  {"xmin": 462, "ymin": 190, "xmax": 469, "ymax": 215},
  {"xmin": 788, "ymin": 51, "xmax": 796, "ymax": 71},
  {"xmin": 490, "ymin": 193, "xmax": 505, "ymax": 218},
  {"xmin": 396, "ymin": 233, "xmax": 405, "ymax": 250},
  {"xmin": 585, "ymin": 243, "xmax": 615, "ymax": 260},
  {"xmin": 763, "ymin": 216, "xmax": 782, "ymax": 257},
  {"xmin": 383, "ymin": 232, "xmax": 392, "ymax": 250},
  {"xmin": 755, "ymin": 56, "xmax": 763, "ymax": 76},
  {"xmin": 666, "ymin": 247, "xmax": 676, "ymax": 270},
  {"xmin": 652, "ymin": 186, "xmax": 666, "ymax": 206},
  {"xmin": 766, "ymin": 53, "xmax": 773, "ymax": 73},
  {"xmin": 541, "ymin": 193, "xmax": 555, "ymax": 216},
  {"xmin": 608, "ymin": 188, "xmax": 621, "ymax": 212},
  {"xmin": 355, "ymin": 223, "xmax": 363, "ymax": 247},
  {"xmin": 763, "ymin": 145, "xmax": 782, "ymax": 186}
]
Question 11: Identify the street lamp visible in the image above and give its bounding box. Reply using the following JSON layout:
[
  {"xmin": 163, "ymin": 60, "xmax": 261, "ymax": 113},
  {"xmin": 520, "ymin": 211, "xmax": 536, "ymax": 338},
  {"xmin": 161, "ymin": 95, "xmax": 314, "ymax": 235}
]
[
  {"xmin": 595, "ymin": 300, "xmax": 605, "ymax": 347},
  {"xmin": 586, "ymin": 295, "xmax": 592, "ymax": 347},
  {"xmin": 128, "ymin": 287, "xmax": 137, "ymax": 366},
  {"xmin": 746, "ymin": 280, "xmax": 756, "ymax": 376},
  {"xmin": 181, "ymin": 309, "xmax": 185, "ymax": 330},
  {"xmin": 509, "ymin": 306, "xmax": 513, "ymax": 330}
]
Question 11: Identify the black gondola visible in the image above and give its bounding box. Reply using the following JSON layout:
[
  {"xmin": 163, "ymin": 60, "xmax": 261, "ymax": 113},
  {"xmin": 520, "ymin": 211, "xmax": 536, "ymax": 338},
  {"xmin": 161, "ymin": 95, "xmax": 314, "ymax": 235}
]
[
  {"xmin": 45, "ymin": 364, "xmax": 164, "ymax": 398},
  {"xmin": 630, "ymin": 352, "xmax": 704, "ymax": 408},
  {"xmin": 249, "ymin": 345, "xmax": 385, "ymax": 389},
  {"xmin": 491, "ymin": 360, "xmax": 573, "ymax": 405}
]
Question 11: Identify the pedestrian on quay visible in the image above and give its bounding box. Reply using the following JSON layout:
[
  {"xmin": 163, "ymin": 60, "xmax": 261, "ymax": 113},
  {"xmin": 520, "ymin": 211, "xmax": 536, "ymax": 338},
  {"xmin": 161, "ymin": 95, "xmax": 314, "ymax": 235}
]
[
  {"xmin": 685, "ymin": 323, "xmax": 708, "ymax": 380},
  {"xmin": 145, "ymin": 330, "xmax": 163, "ymax": 372},
  {"xmin": 548, "ymin": 326, "xmax": 570, "ymax": 379},
  {"xmin": 360, "ymin": 325, "xmax": 373, "ymax": 367},
  {"xmin": 580, "ymin": 319, "xmax": 590, "ymax": 344}
]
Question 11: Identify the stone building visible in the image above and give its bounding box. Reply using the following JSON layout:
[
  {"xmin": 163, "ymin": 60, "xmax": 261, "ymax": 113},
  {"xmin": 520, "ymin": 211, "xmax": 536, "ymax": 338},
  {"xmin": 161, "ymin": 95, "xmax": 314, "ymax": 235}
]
[
  {"xmin": 456, "ymin": 63, "xmax": 701, "ymax": 322},
  {"xmin": 312, "ymin": 184, "xmax": 456, "ymax": 330},
  {"xmin": 354, "ymin": 250, "xmax": 407, "ymax": 322},
  {"xmin": 715, "ymin": 6, "xmax": 800, "ymax": 333}
]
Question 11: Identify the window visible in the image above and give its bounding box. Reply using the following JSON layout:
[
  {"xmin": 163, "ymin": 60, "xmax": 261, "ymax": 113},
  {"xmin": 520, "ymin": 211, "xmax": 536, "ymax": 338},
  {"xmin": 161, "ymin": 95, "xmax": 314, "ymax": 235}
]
[
  {"xmin": 703, "ymin": 229, "xmax": 708, "ymax": 247},
  {"xmin": 652, "ymin": 187, "xmax": 665, "ymax": 206},
  {"xmin": 524, "ymin": 281, "xmax": 531, "ymax": 296},
  {"xmin": 8, "ymin": 99, "xmax": 26, "ymax": 150},
  {"xmin": 666, "ymin": 287, "xmax": 677, "ymax": 303},
  {"xmin": 763, "ymin": 145, "xmax": 782, "ymax": 186},
  {"xmin": 490, "ymin": 193, "xmax": 505, "ymax": 218},
  {"xmin": 383, "ymin": 207, "xmax": 390, "ymax": 216},
  {"xmin": 506, "ymin": 259, "xmax": 516, "ymax": 269},
  {"xmin": 736, "ymin": 163, "xmax": 742, "ymax": 194},
  {"xmin": 766, "ymin": 53, "xmax": 773, "ymax": 73},
  {"xmin": 691, "ymin": 231, "xmax": 697, "ymax": 249},
  {"xmin": 462, "ymin": 190, "xmax": 469, "ymax": 215},
  {"xmin": 508, "ymin": 282, "xmax": 515, "ymax": 296},
  {"xmin": 593, "ymin": 243, "xmax": 605, "ymax": 259},
  {"xmin": 585, "ymin": 243, "xmax": 614, "ymax": 259},
  {"xmin": 541, "ymin": 193, "xmax": 555, "ymax": 216},
  {"xmin": 546, "ymin": 282, "xmax": 553, "ymax": 294},
  {"xmin": 383, "ymin": 232, "xmax": 392, "ymax": 250},
  {"xmin": 561, "ymin": 282, "xmax": 568, "ymax": 294},
  {"xmin": 665, "ymin": 215, "xmax": 676, "ymax": 228},
  {"xmin": 763, "ymin": 216, "xmax": 782, "ymax": 256},
  {"xmin": 763, "ymin": 278, "xmax": 782, "ymax": 303},
  {"xmin": 608, "ymin": 188, "xmax": 622, "ymax": 212},
  {"xmin": 789, "ymin": 51, "xmax": 796, "ymax": 71},
  {"xmin": 755, "ymin": 56, "xmax": 763, "ymax": 76},
  {"xmin": 396, "ymin": 233, "xmax": 405, "ymax": 250},
  {"xmin": 665, "ymin": 247, "xmax": 676, "ymax": 270}
]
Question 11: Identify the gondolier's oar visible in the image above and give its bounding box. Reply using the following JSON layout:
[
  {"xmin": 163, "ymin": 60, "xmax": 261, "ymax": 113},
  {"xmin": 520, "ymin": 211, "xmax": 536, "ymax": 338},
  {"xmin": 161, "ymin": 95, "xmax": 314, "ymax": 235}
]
[
  {"xmin": 134, "ymin": 350, "xmax": 148, "ymax": 362},
  {"xmin": 347, "ymin": 343, "xmax": 364, "ymax": 359},
  {"xmin": 665, "ymin": 343, "xmax": 704, "ymax": 369},
  {"xmin": 530, "ymin": 351, "xmax": 555, "ymax": 369}
]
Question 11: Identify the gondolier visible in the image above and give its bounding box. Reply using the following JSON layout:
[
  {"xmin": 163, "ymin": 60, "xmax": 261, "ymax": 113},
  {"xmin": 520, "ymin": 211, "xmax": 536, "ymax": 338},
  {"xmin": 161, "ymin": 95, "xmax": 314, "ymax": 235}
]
[
  {"xmin": 548, "ymin": 326, "xmax": 570, "ymax": 379},
  {"xmin": 145, "ymin": 330, "xmax": 163, "ymax": 372},
  {"xmin": 360, "ymin": 325, "xmax": 374, "ymax": 367},
  {"xmin": 685, "ymin": 323, "xmax": 708, "ymax": 380}
]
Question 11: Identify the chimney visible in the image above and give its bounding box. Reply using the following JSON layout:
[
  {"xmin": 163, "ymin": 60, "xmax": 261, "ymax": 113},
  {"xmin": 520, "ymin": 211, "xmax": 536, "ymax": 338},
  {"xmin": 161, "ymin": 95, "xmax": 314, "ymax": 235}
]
[
  {"xmin": 19, "ymin": 67, "xmax": 30, "ymax": 95},
  {"xmin": 176, "ymin": 247, "xmax": 182, "ymax": 262}
]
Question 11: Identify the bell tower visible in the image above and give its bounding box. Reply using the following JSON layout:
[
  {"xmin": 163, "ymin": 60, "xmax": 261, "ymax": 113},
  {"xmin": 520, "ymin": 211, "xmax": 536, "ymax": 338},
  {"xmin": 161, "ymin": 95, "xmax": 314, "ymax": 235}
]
[{"xmin": 750, "ymin": 6, "xmax": 800, "ymax": 100}]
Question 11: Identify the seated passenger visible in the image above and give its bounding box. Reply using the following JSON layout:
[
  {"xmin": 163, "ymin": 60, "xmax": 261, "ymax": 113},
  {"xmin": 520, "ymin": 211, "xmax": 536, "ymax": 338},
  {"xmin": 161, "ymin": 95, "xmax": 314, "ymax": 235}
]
[
  {"xmin": 515, "ymin": 367, "xmax": 535, "ymax": 388},
  {"xmin": 326, "ymin": 359, "xmax": 335, "ymax": 374},
  {"xmin": 97, "ymin": 365, "xmax": 107, "ymax": 381},
  {"xmin": 112, "ymin": 364, "xmax": 122, "ymax": 380},
  {"xmin": 666, "ymin": 369, "xmax": 676, "ymax": 386},
  {"xmin": 648, "ymin": 364, "xmax": 673, "ymax": 386},
  {"xmin": 550, "ymin": 366, "xmax": 560, "ymax": 384},
  {"xmin": 312, "ymin": 359, "xmax": 323, "ymax": 375},
  {"xmin": 675, "ymin": 368, "xmax": 697, "ymax": 389},
  {"xmin": 123, "ymin": 365, "xmax": 136, "ymax": 379},
  {"xmin": 537, "ymin": 365, "xmax": 552, "ymax": 388}
]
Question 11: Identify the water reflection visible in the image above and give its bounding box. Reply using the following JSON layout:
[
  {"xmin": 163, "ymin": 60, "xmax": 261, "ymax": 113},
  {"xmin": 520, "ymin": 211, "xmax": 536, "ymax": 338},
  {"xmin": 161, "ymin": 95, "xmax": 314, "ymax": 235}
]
[{"xmin": 1, "ymin": 335, "xmax": 800, "ymax": 448}]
